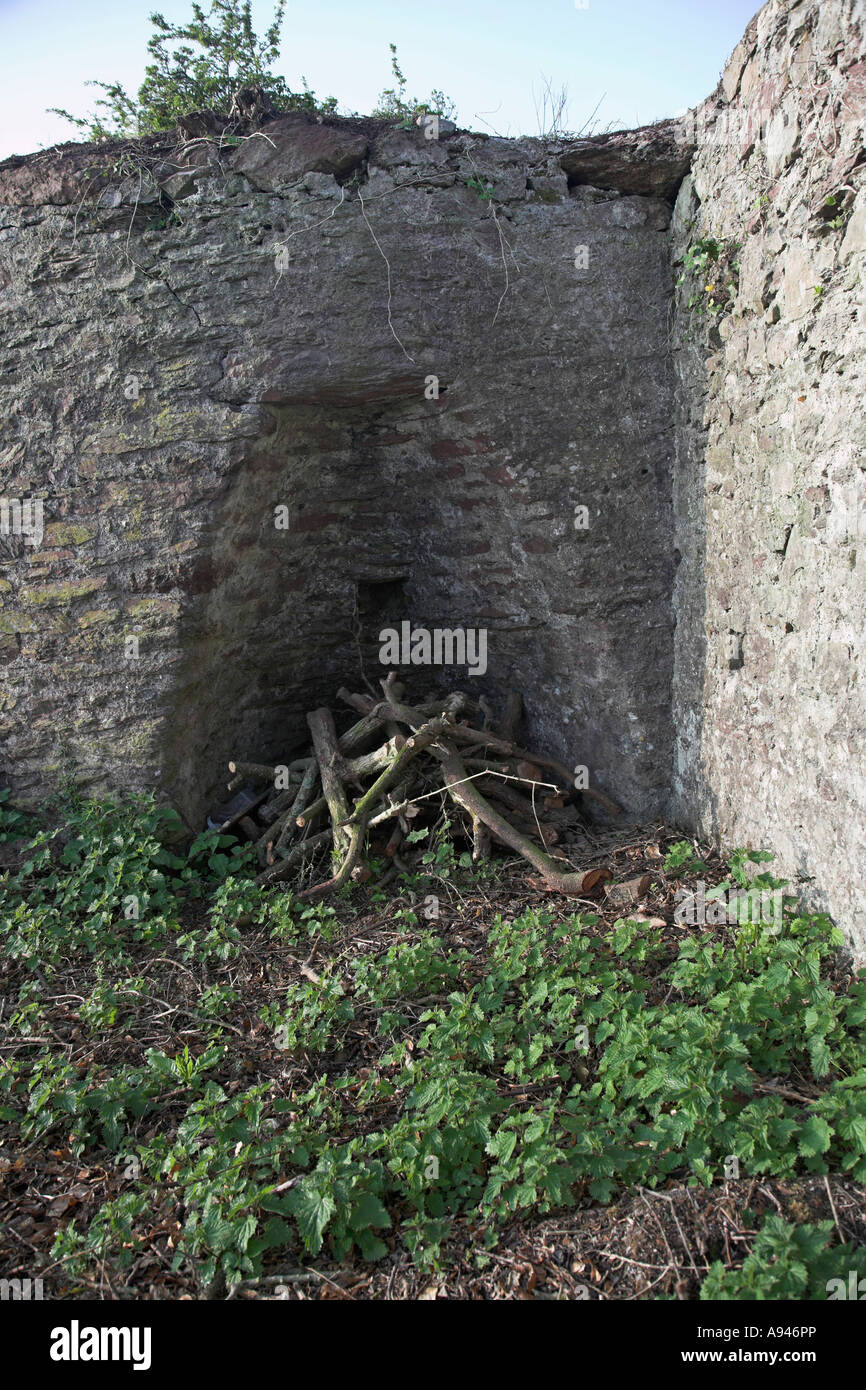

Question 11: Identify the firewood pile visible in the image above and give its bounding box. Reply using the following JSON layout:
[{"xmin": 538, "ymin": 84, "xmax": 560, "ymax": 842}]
[{"xmin": 209, "ymin": 677, "xmax": 620, "ymax": 902}]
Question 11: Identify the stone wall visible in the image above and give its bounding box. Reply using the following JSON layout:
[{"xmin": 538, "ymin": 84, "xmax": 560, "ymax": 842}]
[
  {"xmin": 670, "ymin": 0, "xmax": 866, "ymax": 956},
  {"xmin": 0, "ymin": 117, "xmax": 685, "ymax": 826},
  {"xmin": 2, "ymin": 0, "xmax": 865, "ymax": 959}
]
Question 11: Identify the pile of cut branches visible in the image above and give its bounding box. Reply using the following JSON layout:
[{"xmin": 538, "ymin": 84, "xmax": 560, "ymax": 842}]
[{"xmin": 212, "ymin": 679, "xmax": 619, "ymax": 900}]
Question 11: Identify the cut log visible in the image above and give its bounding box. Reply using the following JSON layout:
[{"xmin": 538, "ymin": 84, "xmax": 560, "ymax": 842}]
[
  {"xmin": 446, "ymin": 726, "xmax": 622, "ymax": 815},
  {"xmin": 342, "ymin": 734, "xmax": 407, "ymax": 784},
  {"xmin": 605, "ymin": 874, "xmax": 652, "ymax": 906},
  {"xmin": 337, "ymin": 691, "xmax": 469, "ymax": 759},
  {"xmin": 254, "ymin": 810, "xmax": 291, "ymax": 865},
  {"xmin": 259, "ymin": 786, "xmax": 297, "ymax": 824},
  {"xmin": 214, "ymin": 682, "xmax": 620, "ymax": 898},
  {"xmin": 268, "ymin": 761, "xmax": 319, "ymax": 860},
  {"xmin": 295, "ymin": 795, "xmax": 327, "ymax": 830},
  {"xmin": 299, "ymin": 713, "xmax": 452, "ymax": 901},
  {"xmin": 515, "ymin": 759, "xmax": 544, "ymax": 785},
  {"xmin": 228, "ymin": 760, "xmax": 282, "ymax": 783},
  {"xmin": 432, "ymin": 741, "xmax": 608, "ymax": 895},
  {"xmin": 379, "ymin": 674, "xmax": 406, "ymax": 743},
  {"xmin": 307, "ymin": 707, "xmax": 352, "ymax": 858},
  {"xmin": 337, "ymin": 687, "xmax": 376, "ymax": 715},
  {"xmin": 364, "ymin": 777, "xmax": 417, "ymax": 829},
  {"xmin": 256, "ymin": 828, "xmax": 332, "ymax": 886},
  {"xmin": 289, "ymin": 757, "xmax": 317, "ymax": 773},
  {"xmin": 476, "ymin": 774, "xmax": 550, "ymax": 820},
  {"xmin": 337, "ymin": 706, "xmax": 400, "ymax": 757},
  {"xmin": 338, "ymin": 715, "xmax": 452, "ymax": 830},
  {"xmin": 472, "ymin": 814, "xmax": 491, "ymax": 863},
  {"xmin": 237, "ymin": 815, "xmax": 261, "ymax": 842},
  {"xmin": 475, "ymin": 775, "xmax": 576, "ymax": 845},
  {"xmin": 287, "ymin": 761, "xmax": 318, "ymax": 823}
]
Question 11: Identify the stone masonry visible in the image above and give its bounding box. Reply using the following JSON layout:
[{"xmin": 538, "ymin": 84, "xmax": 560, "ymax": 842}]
[
  {"xmin": 0, "ymin": 0, "xmax": 864, "ymax": 956},
  {"xmin": 0, "ymin": 116, "xmax": 684, "ymax": 827},
  {"xmin": 671, "ymin": 0, "xmax": 866, "ymax": 956}
]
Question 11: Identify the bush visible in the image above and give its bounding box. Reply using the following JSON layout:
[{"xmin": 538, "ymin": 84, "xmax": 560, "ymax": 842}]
[
  {"xmin": 48, "ymin": 1, "xmax": 336, "ymax": 141},
  {"xmin": 700, "ymin": 1215, "xmax": 866, "ymax": 1300}
]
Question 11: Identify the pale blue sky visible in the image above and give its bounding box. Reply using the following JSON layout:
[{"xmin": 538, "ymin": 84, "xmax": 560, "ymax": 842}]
[{"xmin": 0, "ymin": 0, "xmax": 759, "ymax": 160}]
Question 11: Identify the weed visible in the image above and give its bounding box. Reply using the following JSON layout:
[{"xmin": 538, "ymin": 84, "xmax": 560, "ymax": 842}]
[
  {"xmin": 466, "ymin": 174, "xmax": 496, "ymax": 202},
  {"xmin": 677, "ymin": 229, "xmax": 740, "ymax": 326},
  {"xmin": 0, "ymin": 787, "xmax": 36, "ymax": 843},
  {"xmin": 2, "ymin": 793, "xmax": 864, "ymax": 1291},
  {"xmin": 663, "ymin": 839, "xmax": 708, "ymax": 877},
  {"xmin": 700, "ymin": 1213, "xmax": 866, "ymax": 1299}
]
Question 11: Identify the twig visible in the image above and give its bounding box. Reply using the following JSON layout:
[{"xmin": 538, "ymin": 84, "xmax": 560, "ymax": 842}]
[{"xmin": 824, "ymin": 1174, "xmax": 844, "ymax": 1244}]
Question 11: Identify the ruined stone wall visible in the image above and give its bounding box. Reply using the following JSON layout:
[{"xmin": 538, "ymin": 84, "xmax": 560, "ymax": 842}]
[
  {"xmin": 0, "ymin": 116, "xmax": 686, "ymax": 825},
  {"xmin": 2, "ymin": 0, "xmax": 865, "ymax": 959},
  {"xmin": 670, "ymin": 0, "xmax": 866, "ymax": 956}
]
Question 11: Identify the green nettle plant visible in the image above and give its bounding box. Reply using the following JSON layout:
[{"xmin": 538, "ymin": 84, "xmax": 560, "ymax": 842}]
[
  {"xmin": 662, "ymin": 839, "xmax": 708, "ymax": 878},
  {"xmin": 700, "ymin": 1215, "xmax": 866, "ymax": 1300},
  {"xmin": 48, "ymin": 0, "xmax": 336, "ymax": 141},
  {"xmin": 0, "ymin": 787, "xmax": 36, "ymax": 842},
  {"xmin": 466, "ymin": 174, "xmax": 496, "ymax": 202},
  {"xmin": 3, "ymin": 789, "xmax": 866, "ymax": 1293}
]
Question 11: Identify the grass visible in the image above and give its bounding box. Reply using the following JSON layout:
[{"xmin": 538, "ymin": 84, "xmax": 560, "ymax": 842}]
[{"xmin": 1, "ymin": 793, "xmax": 864, "ymax": 1299}]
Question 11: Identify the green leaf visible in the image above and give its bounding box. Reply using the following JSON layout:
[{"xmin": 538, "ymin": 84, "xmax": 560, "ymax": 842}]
[
  {"xmin": 355, "ymin": 1230, "xmax": 389, "ymax": 1260},
  {"xmin": 352, "ymin": 1191, "xmax": 391, "ymax": 1231},
  {"xmin": 798, "ymin": 1115, "xmax": 832, "ymax": 1157},
  {"xmin": 286, "ymin": 1185, "xmax": 336, "ymax": 1254},
  {"xmin": 486, "ymin": 1130, "xmax": 517, "ymax": 1162},
  {"xmin": 248, "ymin": 1217, "xmax": 292, "ymax": 1259},
  {"xmin": 808, "ymin": 1036, "xmax": 832, "ymax": 1078},
  {"xmin": 839, "ymin": 1114, "xmax": 866, "ymax": 1153},
  {"xmin": 201, "ymin": 1206, "xmax": 239, "ymax": 1253},
  {"xmin": 589, "ymin": 1177, "xmax": 617, "ymax": 1202}
]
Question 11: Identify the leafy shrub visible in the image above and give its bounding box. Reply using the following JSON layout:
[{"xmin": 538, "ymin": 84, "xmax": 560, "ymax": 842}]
[
  {"xmin": 48, "ymin": 0, "xmax": 336, "ymax": 141},
  {"xmin": 700, "ymin": 1215, "xmax": 866, "ymax": 1300},
  {"xmin": 663, "ymin": 839, "xmax": 708, "ymax": 877},
  {"xmin": 5, "ymin": 796, "xmax": 864, "ymax": 1292}
]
